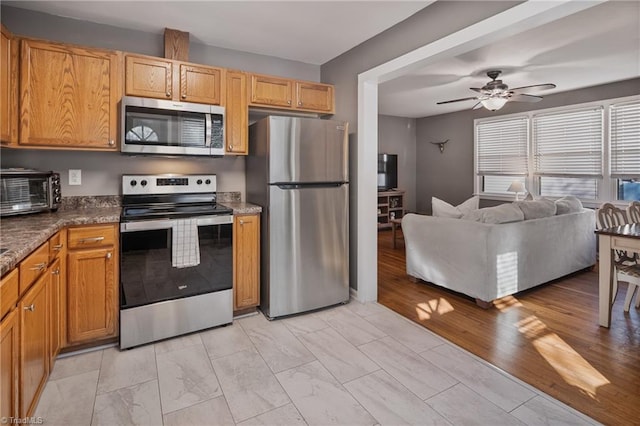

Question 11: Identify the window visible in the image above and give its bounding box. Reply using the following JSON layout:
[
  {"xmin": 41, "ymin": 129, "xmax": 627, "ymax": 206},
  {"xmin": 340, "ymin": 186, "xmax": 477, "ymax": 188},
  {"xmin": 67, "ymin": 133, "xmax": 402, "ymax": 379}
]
[
  {"xmin": 476, "ymin": 117, "xmax": 528, "ymax": 195},
  {"xmin": 611, "ymin": 101, "xmax": 640, "ymax": 201},
  {"xmin": 474, "ymin": 95, "xmax": 640, "ymax": 204},
  {"xmin": 533, "ymin": 107, "xmax": 603, "ymax": 200}
]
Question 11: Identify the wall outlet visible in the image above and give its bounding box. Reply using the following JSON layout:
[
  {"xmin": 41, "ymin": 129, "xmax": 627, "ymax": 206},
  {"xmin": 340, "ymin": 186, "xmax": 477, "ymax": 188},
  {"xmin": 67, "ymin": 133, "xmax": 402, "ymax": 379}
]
[{"xmin": 69, "ymin": 169, "xmax": 82, "ymax": 185}]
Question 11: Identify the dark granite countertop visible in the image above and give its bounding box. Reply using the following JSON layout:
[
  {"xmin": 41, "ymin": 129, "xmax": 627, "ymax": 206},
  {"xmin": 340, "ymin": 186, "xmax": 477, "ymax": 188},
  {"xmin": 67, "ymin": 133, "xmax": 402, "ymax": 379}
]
[
  {"xmin": 0, "ymin": 207, "xmax": 121, "ymax": 276},
  {"xmin": 0, "ymin": 201, "xmax": 262, "ymax": 277}
]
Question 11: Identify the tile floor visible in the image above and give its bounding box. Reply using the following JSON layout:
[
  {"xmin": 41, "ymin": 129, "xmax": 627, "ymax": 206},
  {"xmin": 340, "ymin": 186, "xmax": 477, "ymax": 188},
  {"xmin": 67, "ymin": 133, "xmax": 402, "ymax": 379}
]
[{"xmin": 35, "ymin": 301, "xmax": 599, "ymax": 425}]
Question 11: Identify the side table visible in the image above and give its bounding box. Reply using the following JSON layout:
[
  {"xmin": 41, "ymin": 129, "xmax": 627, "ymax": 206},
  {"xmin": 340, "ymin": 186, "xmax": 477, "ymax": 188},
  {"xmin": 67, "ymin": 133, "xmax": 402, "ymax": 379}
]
[{"xmin": 390, "ymin": 218, "xmax": 403, "ymax": 249}]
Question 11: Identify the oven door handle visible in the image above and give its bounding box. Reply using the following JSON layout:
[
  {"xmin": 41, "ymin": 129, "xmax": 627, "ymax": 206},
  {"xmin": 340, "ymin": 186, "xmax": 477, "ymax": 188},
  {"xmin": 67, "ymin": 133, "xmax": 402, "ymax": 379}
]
[{"xmin": 120, "ymin": 220, "xmax": 174, "ymax": 232}]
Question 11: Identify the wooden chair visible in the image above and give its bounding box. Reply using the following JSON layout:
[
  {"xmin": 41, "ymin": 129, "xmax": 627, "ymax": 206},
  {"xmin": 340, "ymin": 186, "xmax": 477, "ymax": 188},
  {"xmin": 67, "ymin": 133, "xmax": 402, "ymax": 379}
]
[
  {"xmin": 627, "ymin": 201, "xmax": 640, "ymax": 223},
  {"xmin": 596, "ymin": 203, "xmax": 640, "ymax": 312}
]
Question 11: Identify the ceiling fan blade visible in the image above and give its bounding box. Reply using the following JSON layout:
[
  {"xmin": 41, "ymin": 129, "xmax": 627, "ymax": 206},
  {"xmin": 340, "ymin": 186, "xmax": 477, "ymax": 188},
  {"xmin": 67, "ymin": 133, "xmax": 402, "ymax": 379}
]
[
  {"xmin": 472, "ymin": 102, "xmax": 483, "ymax": 110},
  {"xmin": 509, "ymin": 83, "xmax": 556, "ymax": 94},
  {"xmin": 470, "ymin": 88, "xmax": 486, "ymax": 93},
  {"xmin": 436, "ymin": 96, "xmax": 479, "ymax": 105},
  {"xmin": 509, "ymin": 93, "xmax": 543, "ymax": 103}
]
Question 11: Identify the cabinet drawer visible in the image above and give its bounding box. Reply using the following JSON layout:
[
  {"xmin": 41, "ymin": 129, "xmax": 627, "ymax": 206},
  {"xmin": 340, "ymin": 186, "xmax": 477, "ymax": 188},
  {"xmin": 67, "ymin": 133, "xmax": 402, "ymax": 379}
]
[
  {"xmin": 68, "ymin": 225, "xmax": 116, "ymax": 249},
  {"xmin": 48, "ymin": 230, "xmax": 66, "ymax": 262},
  {"xmin": 18, "ymin": 242, "xmax": 49, "ymax": 296},
  {"xmin": 0, "ymin": 268, "xmax": 18, "ymax": 319}
]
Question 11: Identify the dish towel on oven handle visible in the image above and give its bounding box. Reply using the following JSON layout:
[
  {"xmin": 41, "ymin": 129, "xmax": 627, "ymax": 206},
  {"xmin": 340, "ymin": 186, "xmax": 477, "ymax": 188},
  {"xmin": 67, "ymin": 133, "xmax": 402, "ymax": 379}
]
[{"xmin": 172, "ymin": 218, "xmax": 201, "ymax": 268}]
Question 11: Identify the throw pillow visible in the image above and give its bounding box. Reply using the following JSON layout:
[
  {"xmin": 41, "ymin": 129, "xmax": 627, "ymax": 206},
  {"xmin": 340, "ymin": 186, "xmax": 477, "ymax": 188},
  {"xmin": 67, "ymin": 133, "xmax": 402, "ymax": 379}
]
[
  {"xmin": 432, "ymin": 196, "xmax": 479, "ymax": 218},
  {"xmin": 555, "ymin": 195, "xmax": 583, "ymax": 215},
  {"xmin": 514, "ymin": 198, "xmax": 557, "ymax": 220},
  {"xmin": 462, "ymin": 204, "xmax": 524, "ymax": 224}
]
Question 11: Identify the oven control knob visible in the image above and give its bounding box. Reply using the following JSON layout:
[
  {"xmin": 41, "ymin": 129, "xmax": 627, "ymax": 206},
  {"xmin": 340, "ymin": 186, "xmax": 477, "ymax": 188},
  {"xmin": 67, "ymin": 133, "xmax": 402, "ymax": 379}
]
[
  {"xmin": 130, "ymin": 180, "xmax": 137, "ymax": 187},
  {"xmin": 205, "ymin": 179, "xmax": 211, "ymax": 185},
  {"xmin": 197, "ymin": 179, "xmax": 203, "ymax": 185},
  {"xmin": 141, "ymin": 180, "xmax": 148, "ymax": 187}
]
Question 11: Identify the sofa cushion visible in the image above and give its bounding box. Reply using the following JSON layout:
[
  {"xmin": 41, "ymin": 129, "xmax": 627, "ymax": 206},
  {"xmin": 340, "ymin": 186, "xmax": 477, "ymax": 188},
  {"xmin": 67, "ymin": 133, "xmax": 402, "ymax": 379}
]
[
  {"xmin": 514, "ymin": 198, "xmax": 557, "ymax": 219},
  {"xmin": 432, "ymin": 196, "xmax": 479, "ymax": 218},
  {"xmin": 555, "ymin": 195, "xmax": 583, "ymax": 215},
  {"xmin": 462, "ymin": 203, "xmax": 524, "ymax": 224}
]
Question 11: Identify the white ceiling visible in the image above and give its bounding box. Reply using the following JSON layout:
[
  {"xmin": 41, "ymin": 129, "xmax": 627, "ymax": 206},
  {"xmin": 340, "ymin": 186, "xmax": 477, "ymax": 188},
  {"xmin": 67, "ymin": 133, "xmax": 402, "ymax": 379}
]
[
  {"xmin": 4, "ymin": 1, "xmax": 432, "ymax": 65},
  {"xmin": 379, "ymin": 1, "xmax": 640, "ymax": 118},
  {"xmin": 5, "ymin": 1, "xmax": 639, "ymax": 119}
]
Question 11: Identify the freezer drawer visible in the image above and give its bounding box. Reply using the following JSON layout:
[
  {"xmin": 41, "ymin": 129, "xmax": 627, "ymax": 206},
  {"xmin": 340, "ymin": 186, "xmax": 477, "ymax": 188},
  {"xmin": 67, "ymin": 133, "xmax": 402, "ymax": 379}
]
[{"xmin": 264, "ymin": 184, "xmax": 349, "ymax": 318}]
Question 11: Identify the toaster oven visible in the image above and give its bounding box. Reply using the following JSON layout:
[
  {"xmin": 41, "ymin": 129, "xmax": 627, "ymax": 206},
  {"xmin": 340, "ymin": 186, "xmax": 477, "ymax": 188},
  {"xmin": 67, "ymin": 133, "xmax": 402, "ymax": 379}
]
[{"xmin": 0, "ymin": 169, "xmax": 61, "ymax": 217}]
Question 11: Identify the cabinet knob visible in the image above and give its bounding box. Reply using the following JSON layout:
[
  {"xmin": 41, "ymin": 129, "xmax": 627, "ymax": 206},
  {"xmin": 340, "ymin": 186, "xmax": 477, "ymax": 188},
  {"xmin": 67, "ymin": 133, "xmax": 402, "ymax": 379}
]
[
  {"xmin": 52, "ymin": 268, "xmax": 60, "ymax": 275},
  {"xmin": 24, "ymin": 304, "xmax": 35, "ymax": 312},
  {"xmin": 287, "ymin": 100, "xmax": 291, "ymax": 105},
  {"xmin": 29, "ymin": 262, "xmax": 46, "ymax": 271},
  {"xmin": 166, "ymin": 92, "xmax": 171, "ymax": 97},
  {"xmin": 239, "ymin": 220, "xmax": 244, "ymax": 225},
  {"xmin": 106, "ymin": 252, "xmax": 112, "ymax": 259},
  {"xmin": 108, "ymin": 140, "xmax": 115, "ymax": 146},
  {"xmin": 181, "ymin": 94, "xmax": 187, "ymax": 99},
  {"xmin": 298, "ymin": 101, "xmax": 302, "ymax": 106}
]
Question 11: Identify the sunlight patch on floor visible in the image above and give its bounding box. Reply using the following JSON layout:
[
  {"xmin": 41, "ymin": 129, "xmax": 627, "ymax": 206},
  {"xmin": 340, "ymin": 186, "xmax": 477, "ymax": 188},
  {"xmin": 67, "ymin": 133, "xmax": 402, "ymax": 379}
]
[
  {"xmin": 494, "ymin": 295, "xmax": 523, "ymax": 311},
  {"xmin": 517, "ymin": 315, "xmax": 609, "ymax": 398},
  {"xmin": 415, "ymin": 298, "xmax": 454, "ymax": 320}
]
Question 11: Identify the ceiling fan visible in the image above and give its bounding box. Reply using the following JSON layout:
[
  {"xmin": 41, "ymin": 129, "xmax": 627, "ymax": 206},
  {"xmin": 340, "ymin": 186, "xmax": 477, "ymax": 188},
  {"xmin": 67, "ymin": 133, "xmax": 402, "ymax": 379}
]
[{"xmin": 437, "ymin": 70, "xmax": 556, "ymax": 111}]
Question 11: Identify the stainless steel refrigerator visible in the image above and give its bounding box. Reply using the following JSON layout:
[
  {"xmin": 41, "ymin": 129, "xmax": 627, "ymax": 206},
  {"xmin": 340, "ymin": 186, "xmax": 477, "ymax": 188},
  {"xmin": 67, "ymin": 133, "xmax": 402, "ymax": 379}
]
[{"xmin": 247, "ymin": 116, "xmax": 349, "ymax": 319}]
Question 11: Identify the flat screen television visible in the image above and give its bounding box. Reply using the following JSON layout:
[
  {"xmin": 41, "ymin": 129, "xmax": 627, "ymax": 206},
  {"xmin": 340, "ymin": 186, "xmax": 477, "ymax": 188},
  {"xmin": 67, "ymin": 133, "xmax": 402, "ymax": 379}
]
[{"xmin": 378, "ymin": 153, "xmax": 398, "ymax": 191}]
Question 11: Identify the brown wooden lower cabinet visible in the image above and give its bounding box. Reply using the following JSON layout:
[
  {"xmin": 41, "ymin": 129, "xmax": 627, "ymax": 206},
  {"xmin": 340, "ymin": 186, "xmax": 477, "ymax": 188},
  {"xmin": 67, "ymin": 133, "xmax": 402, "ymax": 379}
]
[
  {"xmin": 19, "ymin": 271, "xmax": 49, "ymax": 416},
  {"xmin": 233, "ymin": 213, "xmax": 260, "ymax": 311},
  {"xmin": 49, "ymin": 257, "xmax": 62, "ymax": 366},
  {"xmin": 0, "ymin": 308, "xmax": 19, "ymax": 419},
  {"xmin": 67, "ymin": 224, "xmax": 118, "ymax": 345}
]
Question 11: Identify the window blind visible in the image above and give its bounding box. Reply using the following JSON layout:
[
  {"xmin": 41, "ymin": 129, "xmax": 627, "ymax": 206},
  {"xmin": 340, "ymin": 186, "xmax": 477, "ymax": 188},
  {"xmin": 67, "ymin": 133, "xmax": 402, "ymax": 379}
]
[
  {"xmin": 610, "ymin": 101, "xmax": 640, "ymax": 179},
  {"xmin": 532, "ymin": 107, "xmax": 603, "ymax": 177},
  {"xmin": 476, "ymin": 117, "xmax": 528, "ymax": 176}
]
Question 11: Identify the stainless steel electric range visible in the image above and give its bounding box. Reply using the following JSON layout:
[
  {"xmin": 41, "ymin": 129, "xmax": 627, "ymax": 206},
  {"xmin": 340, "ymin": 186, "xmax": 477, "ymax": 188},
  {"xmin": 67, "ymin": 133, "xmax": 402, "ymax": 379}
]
[{"xmin": 119, "ymin": 174, "xmax": 233, "ymax": 349}]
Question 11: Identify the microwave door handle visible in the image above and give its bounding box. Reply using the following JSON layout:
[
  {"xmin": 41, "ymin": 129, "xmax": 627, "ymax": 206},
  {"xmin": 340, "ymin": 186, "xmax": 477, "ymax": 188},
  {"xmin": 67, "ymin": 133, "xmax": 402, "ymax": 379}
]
[{"xmin": 205, "ymin": 113, "xmax": 212, "ymax": 147}]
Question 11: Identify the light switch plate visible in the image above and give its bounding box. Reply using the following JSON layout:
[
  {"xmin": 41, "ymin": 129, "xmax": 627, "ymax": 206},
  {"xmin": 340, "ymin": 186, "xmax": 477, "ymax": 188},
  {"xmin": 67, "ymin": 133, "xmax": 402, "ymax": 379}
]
[{"xmin": 69, "ymin": 169, "xmax": 81, "ymax": 185}]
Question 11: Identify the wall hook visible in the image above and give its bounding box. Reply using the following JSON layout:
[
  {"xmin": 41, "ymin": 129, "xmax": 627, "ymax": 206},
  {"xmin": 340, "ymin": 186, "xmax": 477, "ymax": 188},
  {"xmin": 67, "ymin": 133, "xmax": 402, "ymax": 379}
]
[{"xmin": 430, "ymin": 139, "xmax": 449, "ymax": 153}]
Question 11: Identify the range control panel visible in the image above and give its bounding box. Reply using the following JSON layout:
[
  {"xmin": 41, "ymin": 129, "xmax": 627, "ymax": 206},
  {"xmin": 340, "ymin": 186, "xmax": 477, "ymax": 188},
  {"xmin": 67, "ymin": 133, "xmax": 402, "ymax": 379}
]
[{"xmin": 122, "ymin": 174, "xmax": 217, "ymax": 195}]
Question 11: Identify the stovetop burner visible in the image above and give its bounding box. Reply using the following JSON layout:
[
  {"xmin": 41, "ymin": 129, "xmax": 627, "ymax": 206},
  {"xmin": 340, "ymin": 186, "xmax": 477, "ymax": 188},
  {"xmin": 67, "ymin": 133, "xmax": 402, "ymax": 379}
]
[{"xmin": 120, "ymin": 173, "xmax": 233, "ymax": 222}]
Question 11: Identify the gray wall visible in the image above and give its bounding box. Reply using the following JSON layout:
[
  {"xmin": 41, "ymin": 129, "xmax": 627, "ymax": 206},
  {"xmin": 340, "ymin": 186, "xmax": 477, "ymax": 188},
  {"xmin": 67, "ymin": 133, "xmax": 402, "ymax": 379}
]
[
  {"xmin": 321, "ymin": 1, "xmax": 519, "ymax": 289},
  {"xmin": 0, "ymin": 6, "xmax": 320, "ymax": 198},
  {"xmin": 415, "ymin": 78, "xmax": 640, "ymax": 213},
  {"xmin": 378, "ymin": 115, "xmax": 416, "ymax": 212}
]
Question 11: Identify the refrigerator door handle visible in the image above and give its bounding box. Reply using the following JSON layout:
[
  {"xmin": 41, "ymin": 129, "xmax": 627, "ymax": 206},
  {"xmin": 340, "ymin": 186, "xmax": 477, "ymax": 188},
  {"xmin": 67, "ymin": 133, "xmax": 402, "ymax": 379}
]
[{"xmin": 275, "ymin": 182, "xmax": 345, "ymax": 190}]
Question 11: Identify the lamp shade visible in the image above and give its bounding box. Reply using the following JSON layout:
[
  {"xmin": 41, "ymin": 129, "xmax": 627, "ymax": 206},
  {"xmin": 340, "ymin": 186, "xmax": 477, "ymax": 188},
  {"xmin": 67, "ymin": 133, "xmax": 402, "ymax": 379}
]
[
  {"xmin": 507, "ymin": 181, "xmax": 526, "ymax": 193},
  {"xmin": 481, "ymin": 97, "xmax": 508, "ymax": 111}
]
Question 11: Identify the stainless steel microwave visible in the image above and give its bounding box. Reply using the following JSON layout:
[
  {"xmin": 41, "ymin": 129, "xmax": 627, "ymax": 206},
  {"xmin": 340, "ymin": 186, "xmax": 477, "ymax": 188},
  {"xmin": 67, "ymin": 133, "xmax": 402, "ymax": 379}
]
[
  {"xmin": 0, "ymin": 169, "xmax": 61, "ymax": 217},
  {"xmin": 121, "ymin": 96, "xmax": 225, "ymax": 156}
]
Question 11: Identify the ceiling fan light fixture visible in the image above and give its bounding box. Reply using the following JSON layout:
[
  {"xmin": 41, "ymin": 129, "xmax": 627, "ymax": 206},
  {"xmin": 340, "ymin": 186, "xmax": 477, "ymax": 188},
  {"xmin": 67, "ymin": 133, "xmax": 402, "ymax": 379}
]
[{"xmin": 480, "ymin": 96, "xmax": 508, "ymax": 111}]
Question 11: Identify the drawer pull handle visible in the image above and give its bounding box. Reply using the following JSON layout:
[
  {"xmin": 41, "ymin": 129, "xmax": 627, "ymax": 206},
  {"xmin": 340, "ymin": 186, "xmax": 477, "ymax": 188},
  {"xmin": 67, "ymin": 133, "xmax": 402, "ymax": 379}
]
[
  {"xmin": 79, "ymin": 236, "xmax": 105, "ymax": 243},
  {"xmin": 29, "ymin": 262, "xmax": 46, "ymax": 271},
  {"xmin": 53, "ymin": 244, "xmax": 64, "ymax": 250},
  {"xmin": 24, "ymin": 304, "xmax": 35, "ymax": 312},
  {"xmin": 106, "ymin": 252, "xmax": 112, "ymax": 259}
]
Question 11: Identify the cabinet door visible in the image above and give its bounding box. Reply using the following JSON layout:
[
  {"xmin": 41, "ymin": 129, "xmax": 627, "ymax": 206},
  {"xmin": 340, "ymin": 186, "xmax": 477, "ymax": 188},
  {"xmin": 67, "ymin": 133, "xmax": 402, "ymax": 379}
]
[
  {"xmin": 19, "ymin": 272, "xmax": 49, "ymax": 417},
  {"xmin": 295, "ymin": 81, "xmax": 334, "ymax": 113},
  {"xmin": 20, "ymin": 39, "xmax": 121, "ymax": 149},
  {"xmin": 225, "ymin": 71, "xmax": 248, "ymax": 155},
  {"xmin": 233, "ymin": 214, "xmax": 260, "ymax": 310},
  {"xmin": 249, "ymin": 74, "xmax": 293, "ymax": 108},
  {"xmin": 125, "ymin": 55, "xmax": 173, "ymax": 99},
  {"xmin": 1, "ymin": 308, "xmax": 19, "ymax": 419},
  {"xmin": 180, "ymin": 63, "xmax": 223, "ymax": 104},
  {"xmin": 1, "ymin": 25, "xmax": 18, "ymax": 145},
  {"xmin": 67, "ymin": 247, "xmax": 117, "ymax": 344},
  {"xmin": 49, "ymin": 257, "xmax": 62, "ymax": 367}
]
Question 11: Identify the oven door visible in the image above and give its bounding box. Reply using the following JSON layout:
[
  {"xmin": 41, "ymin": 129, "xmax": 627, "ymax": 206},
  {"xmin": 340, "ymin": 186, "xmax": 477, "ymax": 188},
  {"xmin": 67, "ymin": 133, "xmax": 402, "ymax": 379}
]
[{"xmin": 119, "ymin": 215, "xmax": 233, "ymax": 310}]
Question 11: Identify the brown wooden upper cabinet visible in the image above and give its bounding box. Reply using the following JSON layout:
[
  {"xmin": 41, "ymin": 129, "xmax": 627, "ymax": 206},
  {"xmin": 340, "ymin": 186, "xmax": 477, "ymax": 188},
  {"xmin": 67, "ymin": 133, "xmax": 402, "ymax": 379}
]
[
  {"xmin": 125, "ymin": 54, "xmax": 224, "ymax": 105},
  {"xmin": 19, "ymin": 39, "xmax": 121, "ymax": 150},
  {"xmin": 1, "ymin": 25, "xmax": 18, "ymax": 145},
  {"xmin": 225, "ymin": 70, "xmax": 248, "ymax": 155},
  {"xmin": 249, "ymin": 73, "xmax": 334, "ymax": 114}
]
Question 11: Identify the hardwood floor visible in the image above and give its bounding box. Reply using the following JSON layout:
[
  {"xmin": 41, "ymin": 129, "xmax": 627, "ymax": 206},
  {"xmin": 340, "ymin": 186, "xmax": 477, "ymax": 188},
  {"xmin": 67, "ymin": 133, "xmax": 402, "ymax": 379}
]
[{"xmin": 377, "ymin": 229, "xmax": 640, "ymax": 425}]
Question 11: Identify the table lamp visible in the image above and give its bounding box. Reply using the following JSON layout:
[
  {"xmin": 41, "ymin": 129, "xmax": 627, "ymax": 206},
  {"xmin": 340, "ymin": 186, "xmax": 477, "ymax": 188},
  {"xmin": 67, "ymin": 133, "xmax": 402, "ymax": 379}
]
[{"xmin": 507, "ymin": 181, "xmax": 526, "ymax": 201}]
